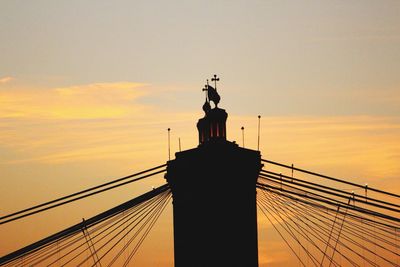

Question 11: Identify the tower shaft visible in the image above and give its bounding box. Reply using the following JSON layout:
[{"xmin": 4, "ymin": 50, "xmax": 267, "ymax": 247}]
[{"xmin": 166, "ymin": 141, "xmax": 261, "ymax": 267}]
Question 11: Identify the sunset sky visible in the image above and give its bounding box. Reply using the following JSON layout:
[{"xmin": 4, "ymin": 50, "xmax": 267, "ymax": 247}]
[{"xmin": 1, "ymin": 1, "xmax": 400, "ymax": 266}]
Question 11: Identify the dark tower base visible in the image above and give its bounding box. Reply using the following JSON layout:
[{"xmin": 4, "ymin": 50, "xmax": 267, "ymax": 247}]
[{"xmin": 166, "ymin": 140, "xmax": 261, "ymax": 267}]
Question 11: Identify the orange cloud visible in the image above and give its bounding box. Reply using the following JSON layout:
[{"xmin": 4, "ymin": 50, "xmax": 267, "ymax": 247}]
[
  {"xmin": 0, "ymin": 81, "xmax": 189, "ymax": 164},
  {"xmin": 0, "ymin": 76, "xmax": 13, "ymax": 84},
  {"xmin": 0, "ymin": 82, "xmax": 149, "ymax": 119}
]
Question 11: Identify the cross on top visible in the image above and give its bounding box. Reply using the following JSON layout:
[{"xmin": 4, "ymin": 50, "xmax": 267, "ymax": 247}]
[
  {"xmin": 211, "ymin": 74, "xmax": 220, "ymax": 90},
  {"xmin": 202, "ymin": 79, "xmax": 210, "ymax": 92},
  {"xmin": 202, "ymin": 79, "xmax": 209, "ymax": 92},
  {"xmin": 202, "ymin": 80, "xmax": 209, "ymax": 100}
]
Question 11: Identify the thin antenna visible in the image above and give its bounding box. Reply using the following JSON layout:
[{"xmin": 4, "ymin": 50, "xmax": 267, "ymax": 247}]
[
  {"xmin": 257, "ymin": 115, "xmax": 261, "ymax": 151},
  {"xmin": 241, "ymin": 126, "xmax": 245, "ymax": 148},
  {"xmin": 168, "ymin": 128, "xmax": 171, "ymax": 160},
  {"xmin": 179, "ymin": 138, "xmax": 181, "ymax": 152}
]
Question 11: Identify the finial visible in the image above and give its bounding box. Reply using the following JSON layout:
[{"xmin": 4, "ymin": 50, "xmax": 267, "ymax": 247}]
[
  {"xmin": 167, "ymin": 128, "xmax": 171, "ymax": 160},
  {"xmin": 211, "ymin": 74, "xmax": 220, "ymax": 90},
  {"xmin": 257, "ymin": 115, "xmax": 261, "ymax": 151},
  {"xmin": 241, "ymin": 126, "xmax": 245, "ymax": 148},
  {"xmin": 206, "ymin": 76, "xmax": 221, "ymax": 108},
  {"xmin": 202, "ymin": 84, "xmax": 209, "ymax": 101}
]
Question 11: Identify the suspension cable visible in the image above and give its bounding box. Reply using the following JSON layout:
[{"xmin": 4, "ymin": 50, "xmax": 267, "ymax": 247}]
[
  {"xmin": 0, "ymin": 168, "xmax": 166, "ymax": 225},
  {"xmin": 0, "ymin": 164, "xmax": 166, "ymax": 223},
  {"xmin": 0, "ymin": 184, "xmax": 169, "ymax": 266},
  {"xmin": 262, "ymin": 159, "xmax": 400, "ymax": 199}
]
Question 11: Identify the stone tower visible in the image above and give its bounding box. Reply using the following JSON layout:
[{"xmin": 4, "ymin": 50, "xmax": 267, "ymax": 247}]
[{"xmin": 165, "ymin": 77, "xmax": 261, "ymax": 266}]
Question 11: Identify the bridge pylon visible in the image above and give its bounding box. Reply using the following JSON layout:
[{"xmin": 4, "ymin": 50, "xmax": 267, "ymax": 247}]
[{"xmin": 165, "ymin": 80, "xmax": 261, "ymax": 266}]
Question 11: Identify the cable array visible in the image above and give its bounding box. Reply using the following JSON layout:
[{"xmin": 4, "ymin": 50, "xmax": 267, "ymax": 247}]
[
  {"xmin": 258, "ymin": 158, "xmax": 400, "ymax": 267},
  {"xmin": 0, "ymin": 184, "xmax": 171, "ymax": 266},
  {"xmin": 2, "ymin": 158, "xmax": 399, "ymax": 266}
]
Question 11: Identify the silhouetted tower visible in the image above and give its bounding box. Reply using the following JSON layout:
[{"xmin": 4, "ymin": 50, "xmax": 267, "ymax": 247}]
[{"xmin": 166, "ymin": 76, "xmax": 261, "ymax": 267}]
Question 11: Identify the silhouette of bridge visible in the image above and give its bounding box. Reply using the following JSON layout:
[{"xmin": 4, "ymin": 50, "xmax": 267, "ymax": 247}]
[{"xmin": 1, "ymin": 77, "xmax": 399, "ymax": 266}]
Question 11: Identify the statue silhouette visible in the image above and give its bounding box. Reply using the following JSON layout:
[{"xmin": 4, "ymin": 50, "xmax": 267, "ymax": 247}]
[{"xmin": 207, "ymin": 84, "xmax": 220, "ymax": 107}]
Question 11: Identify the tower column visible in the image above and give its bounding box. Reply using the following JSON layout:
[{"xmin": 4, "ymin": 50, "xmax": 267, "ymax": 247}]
[
  {"xmin": 166, "ymin": 142, "xmax": 261, "ymax": 267},
  {"xmin": 166, "ymin": 76, "xmax": 261, "ymax": 266}
]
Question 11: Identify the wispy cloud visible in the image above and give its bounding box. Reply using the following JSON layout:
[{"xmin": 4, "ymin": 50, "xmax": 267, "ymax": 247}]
[
  {"xmin": 0, "ymin": 76, "xmax": 14, "ymax": 84},
  {"xmin": 0, "ymin": 80, "xmax": 199, "ymax": 165},
  {"xmin": 0, "ymin": 82, "xmax": 150, "ymax": 119}
]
